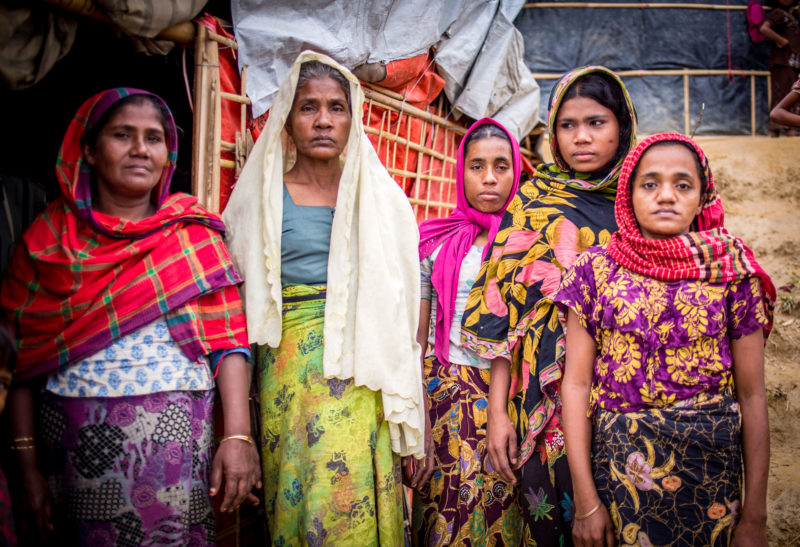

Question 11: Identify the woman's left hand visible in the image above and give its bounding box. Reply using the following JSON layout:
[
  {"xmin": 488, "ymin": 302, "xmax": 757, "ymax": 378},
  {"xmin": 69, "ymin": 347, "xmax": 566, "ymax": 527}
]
[
  {"xmin": 402, "ymin": 409, "xmax": 435, "ymax": 489},
  {"xmin": 210, "ymin": 438, "xmax": 262, "ymax": 512},
  {"xmin": 731, "ymin": 516, "xmax": 767, "ymax": 547}
]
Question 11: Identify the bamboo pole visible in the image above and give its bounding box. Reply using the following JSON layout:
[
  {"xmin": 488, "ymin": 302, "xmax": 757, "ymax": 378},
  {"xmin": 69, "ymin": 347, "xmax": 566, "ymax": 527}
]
[
  {"xmin": 683, "ymin": 69, "xmax": 690, "ymax": 135},
  {"xmin": 523, "ymin": 2, "xmax": 749, "ymax": 9},
  {"xmin": 221, "ymin": 91, "xmax": 250, "ymax": 105},
  {"xmin": 237, "ymin": 65, "xmax": 248, "ymax": 175},
  {"xmin": 209, "ymin": 39, "xmax": 222, "ymax": 213},
  {"xmin": 767, "ymin": 73, "xmax": 772, "ymax": 114},
  {"xmin": 531, "ymin": 68, "xmax": 770, "ymax": 79},
  {"xmin": 362, "ymin": 126, "xmax": 455, "ymax": 163},
  {"xmin": 751, "ymin": 74, "xmax": 757, "ymax": 136},
  {"xmin": 363, "ymin": 88, "xmax": 467, "ymax": 133},
  {"xmin": 207, "ymin": 30, "xmax": 238, "ymax": 50},
  {"xmin": 192, "ymin": 24, "xmax": 209, "ymax": 203}
]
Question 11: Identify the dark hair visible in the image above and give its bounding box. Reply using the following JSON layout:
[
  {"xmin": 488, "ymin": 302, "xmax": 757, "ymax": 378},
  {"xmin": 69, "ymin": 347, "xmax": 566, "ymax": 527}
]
[
  {"xmin": 0, "ymin": 322, "xmax": 16, "ymax": 373},
  {"xmin": 462, "ymin": 123, "xmax": 511, "ymax": 161},
  {"xmin": 295, "ymin": 60, "xmax": 351, "ymax": 110},
  {"xmin": 562, "ymin": 72, "xmax": 634, "ymax": 171},
  {"xmin": 630, "ymin": 140, "xmax": 706, "ymax": 188},
  {"xmin": 81, "ymin": 94, "xmax": 172, "ymax": 151}
]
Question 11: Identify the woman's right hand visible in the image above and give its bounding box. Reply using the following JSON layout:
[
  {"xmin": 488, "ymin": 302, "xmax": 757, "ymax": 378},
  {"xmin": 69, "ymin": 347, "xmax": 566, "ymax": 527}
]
[
  {"xmin": 20, "ymin": 465, "xmax": 53, "ymax": 543},
  {"xmin": 572, "ymin": 503, "xmax": 616, "ymax": 547},
  {"xmin": 487, "ymin": 407, "xmax": 518, "ymax": 484}
]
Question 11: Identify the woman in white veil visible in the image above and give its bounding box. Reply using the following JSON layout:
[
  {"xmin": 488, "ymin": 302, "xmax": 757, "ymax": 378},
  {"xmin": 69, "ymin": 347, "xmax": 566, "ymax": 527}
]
[{"xmin": 223, "ymin": 51, "xmax": 425, "ymax": 544}]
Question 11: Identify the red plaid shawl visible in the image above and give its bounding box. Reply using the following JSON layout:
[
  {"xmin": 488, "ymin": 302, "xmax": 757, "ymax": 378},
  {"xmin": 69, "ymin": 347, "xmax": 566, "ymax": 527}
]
[
  {"xmin": 607, "ymin": 132, "xmax": 775, "ymax": 336},
  {"xmin": 1, "ymin": 88, "xmax": 247, "ymax": 380}
]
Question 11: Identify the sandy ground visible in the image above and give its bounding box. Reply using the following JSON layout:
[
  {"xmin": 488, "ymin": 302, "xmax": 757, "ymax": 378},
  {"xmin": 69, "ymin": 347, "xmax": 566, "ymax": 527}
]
[{"xmin": 699, "ymin": 137, "xmax": 800, "ymax": 545}]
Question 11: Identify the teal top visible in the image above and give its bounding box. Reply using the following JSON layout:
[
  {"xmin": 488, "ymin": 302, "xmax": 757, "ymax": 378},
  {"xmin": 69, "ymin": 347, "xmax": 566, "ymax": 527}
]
[{"xmin": 281, "ymin": 184, "xmax": 334, "ymax": 285}]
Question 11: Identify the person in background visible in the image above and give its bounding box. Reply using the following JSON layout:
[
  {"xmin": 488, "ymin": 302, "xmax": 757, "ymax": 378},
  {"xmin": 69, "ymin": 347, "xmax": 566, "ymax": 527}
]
[
  {"xmin": 222, "ymin": 52, "xmax": 425, "ymax": 545},
  {"xmin": 410, "ymin": 118, "xmax": 522, "ymax": 545},
  {"xmin": 557, "ymin": 133, "xmax": 773, "ymax": 546},
  {"xmin": 1, "ymin": 88, "xmax": 259, "ymax": 545},
  {"xmin": 461, "ymin": 66, "xmax": 637, "ymax": 545},
  {"xmin": 770, "ymin": 74, "xmax": 800, "ymax": 127},
  {"xmin": 759, "ymin": 0, "xmax": 800, "ymax": 136}
]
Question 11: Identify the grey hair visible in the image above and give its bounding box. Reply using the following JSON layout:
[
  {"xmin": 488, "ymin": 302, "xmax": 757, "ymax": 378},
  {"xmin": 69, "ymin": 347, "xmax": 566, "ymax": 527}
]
[{"xmin": 296, "ymin": 60, "xmax": 351, "ymax": 110}]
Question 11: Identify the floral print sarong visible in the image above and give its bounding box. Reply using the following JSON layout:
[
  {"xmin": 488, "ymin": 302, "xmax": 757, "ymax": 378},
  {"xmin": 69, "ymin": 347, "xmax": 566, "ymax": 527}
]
[
  {"xmin": 39, "ymin": 389, "xmax": 216, "ymax": 546},
  {"xmin": 593, "ymin": 392, "xmax": 742, "ymax": 547},
  {"xmin": 412, "ymin": 357, "xmax": 521, "ymax": 546},
  {"xmin": 256, "ymin": 284, "xmax": 403, "ymax": 546}
]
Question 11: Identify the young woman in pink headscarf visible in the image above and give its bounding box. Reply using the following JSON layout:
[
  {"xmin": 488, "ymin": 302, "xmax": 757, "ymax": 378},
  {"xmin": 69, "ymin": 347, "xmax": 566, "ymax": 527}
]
[{"xmin": 407, "ymin": 118, "xmax": 522, "ymax": 546}]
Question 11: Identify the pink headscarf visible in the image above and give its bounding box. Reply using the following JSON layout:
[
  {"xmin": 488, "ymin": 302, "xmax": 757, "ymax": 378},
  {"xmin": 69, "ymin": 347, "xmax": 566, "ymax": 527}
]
[{"xmin": 418, "ymin": 118, "xmax": 522, "ymax": 365}]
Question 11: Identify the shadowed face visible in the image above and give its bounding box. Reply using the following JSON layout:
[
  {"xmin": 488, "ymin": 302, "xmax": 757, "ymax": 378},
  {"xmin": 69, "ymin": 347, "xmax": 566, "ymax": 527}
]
[{"xmin": 632, "ymin": 144, "xmax": 704, "ymax": 240}]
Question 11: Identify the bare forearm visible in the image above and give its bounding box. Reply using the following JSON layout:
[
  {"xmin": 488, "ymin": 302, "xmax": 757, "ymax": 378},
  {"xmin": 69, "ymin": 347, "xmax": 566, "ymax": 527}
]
[
  {"xmin": 738, "ymin": 392, "xmax": 769, "ymax": 522},
  {"xmin": 215, "ymin": 354, "xmax": 253, "ymax": 436},
  {"xmin": 759, "ymin": 22, "xmax": 787, "ymax": 46},
  {"xmin": 488, "ymin": 357, "xmax": 511, "ymax": 415},
  {"xmin": 562, "ymin": 381, "xmax": 600, "ymax": 511},
  {"xmin": 9, "ymin": 384, "xmax": 39, "ymax": 470},
  {"xmin": 770, "ymin": 92, "xmax": 800, "ymax": 127}
]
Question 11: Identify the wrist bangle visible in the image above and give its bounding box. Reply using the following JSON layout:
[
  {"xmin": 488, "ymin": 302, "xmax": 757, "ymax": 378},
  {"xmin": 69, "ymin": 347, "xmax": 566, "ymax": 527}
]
[
  {"xmin": 12, "ymin": 437, "xmax": 34, "ymax": 443},
  {"xmin": 575, "ymin": 502, "xmax": 602, "ymax": 521},
  {"xmin": 10, "ymin": 445, "xmax": 35, "ymax": 451},
  {"xmin": 219, "ymin": 434, "xmax": 254, "ymax": 447}
]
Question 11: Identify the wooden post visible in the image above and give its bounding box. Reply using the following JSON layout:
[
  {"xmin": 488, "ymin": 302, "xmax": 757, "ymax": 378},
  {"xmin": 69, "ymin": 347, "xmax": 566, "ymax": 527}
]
[
  {"xmin": 683, "ymin": 69, "xmax": 690, "ymax": 135},
  {"xmin": 191, "ymin": 24, "xmax": 221, "ymax": 212},
  {"xmin": 751, "ymin": 74, "xmax": 757, "ymax": 136},
  {"xmin": 209, "ymin": 39, "xmax": 222, "ymax": 214},
  {"xmin": 191, "ymin": 24, "xmax": 208, "ymax": 204}
]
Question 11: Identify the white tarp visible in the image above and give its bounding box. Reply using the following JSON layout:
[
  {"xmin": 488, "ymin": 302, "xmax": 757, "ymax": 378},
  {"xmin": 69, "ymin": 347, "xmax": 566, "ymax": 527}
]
[{"xmin": 232, "ymin": 0, "xmax": 540, "ymax": 139}]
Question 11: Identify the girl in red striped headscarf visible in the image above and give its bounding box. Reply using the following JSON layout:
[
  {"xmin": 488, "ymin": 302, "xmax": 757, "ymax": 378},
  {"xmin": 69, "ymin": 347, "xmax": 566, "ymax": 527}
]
[{"xmin": 556, "ymin": 133, "xmax": 774, "ymax": 547}]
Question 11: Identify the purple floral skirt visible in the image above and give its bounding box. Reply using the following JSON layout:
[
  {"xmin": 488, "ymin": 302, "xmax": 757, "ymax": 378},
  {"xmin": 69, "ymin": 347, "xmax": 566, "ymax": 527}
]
[{"xmin": 39, "ymin": 389, "xmax": 216, "ymax": 546}]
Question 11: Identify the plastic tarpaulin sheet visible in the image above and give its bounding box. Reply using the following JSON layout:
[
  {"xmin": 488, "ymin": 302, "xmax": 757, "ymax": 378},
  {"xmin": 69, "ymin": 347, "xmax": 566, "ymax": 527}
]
[
  {"xmin": 231, "ymin": 0, "xmax": 540, "ymax": 139},
  {"xmin": 515, "ymin": 0, "xmax": 772, "ymax": 135}
]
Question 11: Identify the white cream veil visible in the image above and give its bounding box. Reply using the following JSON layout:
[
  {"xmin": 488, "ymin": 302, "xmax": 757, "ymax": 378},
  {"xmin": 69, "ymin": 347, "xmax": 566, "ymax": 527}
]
[{"xmin": 223, "ymin": 51, "xmax": 424, "ymax": 457}]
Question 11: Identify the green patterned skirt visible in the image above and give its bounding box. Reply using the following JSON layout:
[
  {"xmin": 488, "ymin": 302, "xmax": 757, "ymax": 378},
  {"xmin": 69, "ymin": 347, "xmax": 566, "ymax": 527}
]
[{"xmin": 256, "ymin": 284, "xmax": 403, "ymax": 546}]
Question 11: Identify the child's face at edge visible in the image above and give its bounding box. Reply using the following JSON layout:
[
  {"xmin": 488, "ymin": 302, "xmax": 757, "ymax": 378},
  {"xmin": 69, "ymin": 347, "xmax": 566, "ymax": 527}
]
[
  {"xmin": 631, "ymin": 144, "xmax": 704, "ymax": 240},
  {"xmin": 463, "ymin": 136, "xmax": 516, "ymax": 214},
  {"xmin": 555, "ymin": 96, "xmax": 620, "ymax": 173}
]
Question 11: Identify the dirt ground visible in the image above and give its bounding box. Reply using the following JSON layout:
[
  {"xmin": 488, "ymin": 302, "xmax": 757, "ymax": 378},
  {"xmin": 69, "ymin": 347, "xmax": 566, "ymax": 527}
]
[{"xmin": 700, "ymin": 137, "xmax": 800, "ymax": 546}]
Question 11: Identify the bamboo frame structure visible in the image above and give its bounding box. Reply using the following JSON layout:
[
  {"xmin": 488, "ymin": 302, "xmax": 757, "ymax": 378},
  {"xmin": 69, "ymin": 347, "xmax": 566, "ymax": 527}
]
[
  {"xmin": 532, "ymin": 68, "xmax": 771, "ymax": 136},
  {"xmin": 192, "ymin": 25, "xmax": 250, "ymax": 213}
]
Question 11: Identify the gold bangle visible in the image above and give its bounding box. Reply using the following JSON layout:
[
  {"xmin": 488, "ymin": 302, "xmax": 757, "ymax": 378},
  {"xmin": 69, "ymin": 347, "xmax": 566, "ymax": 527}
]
[
  {"xmin": 10, "ymin": 445, "xmax": 35, "ymax": 451},
  {"xmin": 219, "ymin": 434, "xmax": 254, "ymax": 446},
  {"xmin": 575, "ymin": 502, "xmax": 602, "ymax": 521},
  {"xmin": 12, "ymin": 437, "xmax": 34, "ymax": 443}
]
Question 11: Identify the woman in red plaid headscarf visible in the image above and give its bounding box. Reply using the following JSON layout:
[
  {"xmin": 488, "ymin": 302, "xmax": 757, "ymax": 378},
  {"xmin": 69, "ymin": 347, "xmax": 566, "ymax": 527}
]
[{"xmin": 1, "ymin": 88, "xmax": 259, "ymax": 545}]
